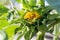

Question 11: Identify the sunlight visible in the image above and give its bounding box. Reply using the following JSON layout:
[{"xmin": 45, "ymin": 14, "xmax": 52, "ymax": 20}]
[{"xmin": 0, "ymin": 34, "xmax": 4, "ymax": 40}]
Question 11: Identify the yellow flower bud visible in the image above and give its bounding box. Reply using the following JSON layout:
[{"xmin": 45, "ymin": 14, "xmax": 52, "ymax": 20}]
[{"xmin": 24, "ymin": 11, "xmax": 41, "ymax": 22}]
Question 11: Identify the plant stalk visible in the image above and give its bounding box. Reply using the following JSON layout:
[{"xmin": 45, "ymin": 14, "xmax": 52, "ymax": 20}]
[
  {"xmin": 53, "ymin": 24, "xmax": 59, "ymax": 40},
  {"xmin": 36, "ymin": 31, "xmax": 45, "ymax": 40}
]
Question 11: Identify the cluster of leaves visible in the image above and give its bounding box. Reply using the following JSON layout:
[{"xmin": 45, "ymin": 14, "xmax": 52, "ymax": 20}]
[{"xmin": 0, "ymin": 0, "xmax": 60, "ymax": 40}]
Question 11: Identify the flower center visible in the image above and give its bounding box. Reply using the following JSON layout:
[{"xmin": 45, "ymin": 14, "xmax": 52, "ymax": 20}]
[{"xmin": 24, "ymin": 11, "xmax": 41, "ymax": 23}]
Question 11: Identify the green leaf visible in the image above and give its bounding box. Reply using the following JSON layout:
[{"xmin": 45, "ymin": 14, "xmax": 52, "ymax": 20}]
[
  {"xmin": 28, "ymin": 0, "xmax": 36, "ymax": 6},
  {"xmin": 22, "ymin": 0, "xmax": 31, "ymax": 10},
  {"xmin": 16, "ymin": 26, "xmax": 27, "ymax": 40},
  {"xmin": 36, "ymin": 31, "xmax": 45, "ymax": 40},
  {"xmin": 15, "ymin": 23, "xmax": 24, "ymax": 34},
  {"xmin": 53, "ymin": 23, "xmax": 60, "ymax": 40},
  {"xmin": 24, "ymin": 30, "xmax": 31, "ymax": 40},
  {"xmin": 7, "ymin": 10, "xmax": 14, "ymax": 22},
  {"xmin": 38, "ymin": 25, "xmax": 47, "ymax": 32},
  {"xmin": 46, "ymin": 0, "xmax": 60, "ymax": 14},
  {"xmin": 47, "ymin": 14, "xmax": 58, "ymax": 21},
  {"xmin": 0, "ymin": 20, "xmax": 9, "ymax": 30},
  {"xmin": 18, "ymin": 10, "xmax": 25, "ymax": 18},
  {"xmin": 16, "ymin": 0, "xmax": 21, "ymax": 3},
  {"xmin": 4, "ymin": 25, "xmax": 18, "ymax": 40},
  {"xmin": 24, "ymin": 26, "xmax": 36, "ymax": 40},
  {"xmin": 0, "ymin": 5, "xmax": 9, "ymax": 13}
]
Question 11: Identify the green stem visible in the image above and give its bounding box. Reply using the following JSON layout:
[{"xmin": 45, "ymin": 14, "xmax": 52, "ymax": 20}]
[
  {"xmin": 36, "ymin": 31, "xmax": 45, "ymax": 40},
  {"xmin": 17, "ymin": 26, "xmax": 27, "ymax": 40},
  {"xmin": 53, "ymin": 24, "xmax": 59, "ymax": 40},
  {"xmin": 48, "ymin": 18, "xmax": 60, "ymax": 31},
  {"xmin": 40, "ymin": 0, "xmax": 45, "ymax": 7},
  {"xmin": 47, "ymin": 18, "xmax": 60, "ymax": 40}
]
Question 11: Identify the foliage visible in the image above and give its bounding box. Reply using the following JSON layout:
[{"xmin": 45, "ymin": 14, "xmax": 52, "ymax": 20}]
[{"xmin": 0, "ymin": 0, "xmax": 60, "ymax": 40}]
